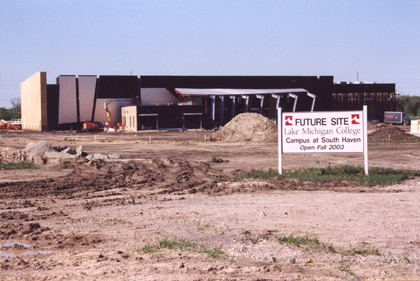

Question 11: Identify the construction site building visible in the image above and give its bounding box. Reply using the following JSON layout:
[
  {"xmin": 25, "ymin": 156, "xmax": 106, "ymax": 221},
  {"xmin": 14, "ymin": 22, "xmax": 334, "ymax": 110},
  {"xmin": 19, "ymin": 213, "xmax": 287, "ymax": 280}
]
[{"xmin": 20, "ymin": 72, "xmax": 397, "ymax": 131}]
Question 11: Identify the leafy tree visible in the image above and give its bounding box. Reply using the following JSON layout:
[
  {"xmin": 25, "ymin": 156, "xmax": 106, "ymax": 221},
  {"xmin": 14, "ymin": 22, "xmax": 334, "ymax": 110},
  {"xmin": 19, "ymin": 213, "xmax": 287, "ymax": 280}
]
[
  {"xmin": 0, "ymin": 107, "xmax": 12, "ymax": 120},
  {"xmin": 403, "ymin": 99, "xmax": 414, "ymax": 115},
  {"xmin": 0, "ymin": 98, "xmax": 21, "ymax": 120},
  {"xmin": 10, "ymin": 98, "xmax": 21, "ymax": 119},
  {"xmin": 398, "ymin": 95, "xmax": 420, "ymax": 117},
  {"xmin": 11, "ymin": 97, "xmax": 21, "ymax": 111}
]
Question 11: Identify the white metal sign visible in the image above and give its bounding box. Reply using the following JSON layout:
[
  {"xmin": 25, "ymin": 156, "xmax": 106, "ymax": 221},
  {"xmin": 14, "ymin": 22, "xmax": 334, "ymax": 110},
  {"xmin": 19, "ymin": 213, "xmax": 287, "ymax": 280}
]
[
  {"xmin": 282, "ymin": 111, "xmax": 364, "ymax": 153},
  {"xmin": 278, "ymin": 106, "xmax": 369, "ymax": 175}
]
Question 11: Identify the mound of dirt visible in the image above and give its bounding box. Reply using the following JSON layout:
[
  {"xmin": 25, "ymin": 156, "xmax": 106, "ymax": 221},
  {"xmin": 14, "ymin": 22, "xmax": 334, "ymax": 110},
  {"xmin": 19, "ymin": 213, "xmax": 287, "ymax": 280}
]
[
  {"xmin": 0, "ymin": 146, "xmax": 45, "ymax": 165},
  {"xmin": 22, "ymin": 141, "xmax": 67, "ymax": 156},
  {"xmin": 211, "ymin": 113, "xmax": 278, "ymax": 142},
  {"xmin": 1, "ymin": 141, "xmax": 121, "ymax": 164},
  {"xmin": 368, "ymin": 125, "xmax": 418, "ymax": 141}
]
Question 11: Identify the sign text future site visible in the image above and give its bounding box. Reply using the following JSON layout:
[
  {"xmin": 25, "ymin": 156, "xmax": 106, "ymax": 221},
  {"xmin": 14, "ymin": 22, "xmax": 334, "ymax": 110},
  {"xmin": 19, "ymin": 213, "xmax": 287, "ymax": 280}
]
[{"xmin": 278, "ymin": 106, "xmax": 369, "ymax": 175}]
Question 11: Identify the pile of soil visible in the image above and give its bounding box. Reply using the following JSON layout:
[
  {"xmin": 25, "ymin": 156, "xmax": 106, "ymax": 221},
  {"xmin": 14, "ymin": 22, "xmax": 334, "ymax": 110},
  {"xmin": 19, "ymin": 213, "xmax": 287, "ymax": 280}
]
[
  {"xmin": 368, "ymin": 125, "xmax": 418, "ymax": 141},
  {"xmin": 0, "ymin": 146, "xmax": 45, "ymax": 165},
  {"xmin": 211, "ymin": 113, "xmax": 278, "ymax": 142},
  {"xmin": 1, "ymin": 141, "xmax": 121, "ymax": 164},
  {"xmin": 22, "ymin": 141, "xmax": 67, "ymax": 156},
  {"xmin": 0, "ymin": 156, "xmax": 360, "ymax": 211}
]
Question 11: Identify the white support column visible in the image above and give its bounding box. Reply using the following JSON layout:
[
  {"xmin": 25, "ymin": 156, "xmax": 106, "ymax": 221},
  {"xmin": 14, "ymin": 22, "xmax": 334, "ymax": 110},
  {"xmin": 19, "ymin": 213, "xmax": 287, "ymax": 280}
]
[
  {"xmin": 307, "ymin": 93, "xmax": 316, "ymax": 112},
  {"xmin": 288, "ymin": 93, "xmax": 298, "ymax": 112},
  {"xmin": 256, "ymin": 95, "xmax": 264, "ymax": 114},
  {"xmin": 272, "ymin": 94, "xmax": 281, "ymax": 123},
  {"xmin": 229, "ymin": 96, "xmax": 236, "ymax": 119},
  {"xmin": 210, "ymin": 95, "xmax": 215, "ymax": 127},
  {"xmin": 219, "ymin": 96, "xmax": 225, "ymax": 126},
  {"xmin": 241, "ymin": 95, "xmax": 249, "ymax": 112}
]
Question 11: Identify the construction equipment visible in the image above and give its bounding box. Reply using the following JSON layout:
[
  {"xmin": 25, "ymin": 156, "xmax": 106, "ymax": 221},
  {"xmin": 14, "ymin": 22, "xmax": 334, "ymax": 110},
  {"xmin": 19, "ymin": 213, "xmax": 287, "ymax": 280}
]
[
  {"xmin": 82, "ymin": 98, "xmax": 139, "ymax": 131},
  {"xmin": 0, "ymin": 119, "xmax": 7, "ymax": 129},
  {"xmin": 82, "ymin": 121, "xmax": 113, "ymax": 132},
  {"xmin": 384, "ymin": 111, "xmax": 411, "ymax": 125},
  {"xmin": 82, "ymin": 100, "xmax": 121, "ymax": 131},
  {"xmin": 0, "ymin": 119, "xmax": 22, "ymax": 130},
  {"xmin": 104, "ymin": 100, "xmax": 114, "ymax": 127},
  {"xmin": 103, "ymin": 99, "xmax": 140, "ymax": 129},
  {"xmin": 83, "ymin": 121, "xmax": 103, "ymax": 131}
]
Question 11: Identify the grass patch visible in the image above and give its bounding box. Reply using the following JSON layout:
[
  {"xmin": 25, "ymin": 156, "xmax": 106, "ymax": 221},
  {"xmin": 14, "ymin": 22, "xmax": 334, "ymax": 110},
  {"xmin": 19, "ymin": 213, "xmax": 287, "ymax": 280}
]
[
  {"xmin": 233, "ymin": 168, "xmax": 280, "ymax": 181},
  {"xmin": 159, "ymin": 237, "xmax": 196, "ymax": 250},
  {"xmin": 196, "ymin": 220, "xmax": 211, "ymax": 231},
  {"xmin": 134, "ymin": 236, "xmax": 223, "ymax": 258},
  {"xmin": 138, "ymin": 244, "xmax": 156, "ymax": 254},
  {"xmin": 285, "ymin": 166, "xmax": 420, "ymax": 185},
  {"xmin": 198, "ymin": 246, "xmax": 223, "ymax": 258},
  {"xmin": 324, "ymin": 243, "xmax": 338, "ymax": 253},
  {"xmin": 342, "ymin": 245, "xmax": 380, "ymax": 256},
  {"xmin": 338, "ymin": 264, "xmax": 356, "ymax": 277},
  {"xmin": 276, "ymin": 234, "xmax": 380, "ymax": 256},
  {"xmin": 276, "ymin": 234, "xmax": 320, "ymax": 248},
  {"xmin": 233, "ymin": 166, "xmax": 420, "ymax": 185},
  {"xmin": 0, "ymin": 161, "xmax": 38, "ymax": 170},
  {"xmin": 97, "ymin": 218, "xmax": 117, "ymax": 228},
  {"xmin": 134, "ymin": 237, "xmax": 196, "ymax": 254},
  {"xmin": 242, "ymin": 233, "xmax": 271, "ymax": 244}
]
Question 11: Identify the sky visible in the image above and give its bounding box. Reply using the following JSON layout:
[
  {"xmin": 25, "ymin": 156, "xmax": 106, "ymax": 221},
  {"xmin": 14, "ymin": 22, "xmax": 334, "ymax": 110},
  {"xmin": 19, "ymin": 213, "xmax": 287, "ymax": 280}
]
[{"xmin": 1, "ymin": 0, "xmax": 419, "ymax": 107}]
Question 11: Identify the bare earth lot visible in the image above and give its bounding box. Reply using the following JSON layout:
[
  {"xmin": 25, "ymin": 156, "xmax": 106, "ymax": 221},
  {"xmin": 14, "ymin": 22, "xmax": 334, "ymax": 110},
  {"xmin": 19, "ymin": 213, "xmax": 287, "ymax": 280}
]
[{"xmin": 1, "ymin": 129, "xmax": 420, "ymax": 280}]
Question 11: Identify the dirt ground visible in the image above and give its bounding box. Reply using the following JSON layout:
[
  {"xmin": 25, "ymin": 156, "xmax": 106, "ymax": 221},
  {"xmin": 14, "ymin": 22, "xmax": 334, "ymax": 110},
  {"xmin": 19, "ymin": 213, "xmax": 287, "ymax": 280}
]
[{"xmin": 1, "ymin": 127, "xmax": 420, "ymax": 280}]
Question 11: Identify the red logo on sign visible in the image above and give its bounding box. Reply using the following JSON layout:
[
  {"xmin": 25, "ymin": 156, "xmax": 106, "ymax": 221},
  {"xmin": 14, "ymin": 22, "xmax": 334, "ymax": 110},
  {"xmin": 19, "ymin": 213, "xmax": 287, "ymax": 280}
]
[
  {"xmin": 285, "ymin": 116, "xmax": 293, "ymax": 126},
  {"xmin": 351, "ymin": 114, "xmax": 360, "ymax": 125}
]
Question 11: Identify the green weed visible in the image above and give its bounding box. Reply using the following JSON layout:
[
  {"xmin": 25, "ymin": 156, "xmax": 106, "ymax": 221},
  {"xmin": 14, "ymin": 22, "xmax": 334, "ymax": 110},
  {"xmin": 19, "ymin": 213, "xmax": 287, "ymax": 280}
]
[
  {"xmin": 158, "ymin": 237, "xmax": 196, "ymax": 250},
  {"xmin": 97, "ymin": 218, "xmax": 117, "ymax": 228},
  {"xmin": 297, "ymin": 265, "xmax": 305, "ymax": 273},
  {"xmin": 403, "ymin": 255, "xmax": 412, "ymax": 263},
  {"xmin": 342, "ymin": 245, "xmax": 380, "ymax": 256},
  {"xmin": 198, "ymin": 246, "xmax": 223, "ymax": 258},
  {"xmin": 276, "ymin": 234, "xmax": 320, "ymax": 248},
  {"xmin": 136, "ymin": 236, "xmax": 224, "ymax": 258},
  {"xmin": 234, "ymin": 166, "xmax": 420, "ymax": 185},
  {"xmin": 232, "ymin": 168, "xmax": 281, "ymax": 181},
  {"xmin": 323, "ymin": 243, "xmax": 337, "ymax": 253},
  {"xmin": 196, "ymin": 220, "xmax": 211, "ymax": 231},
  {"xmin": 338, "ymin": 264, "xmax": 356, "ymax": 278},
  {"xmin": 275, "ymin": 234, "xmax": 380, "ymax": 257},
  {"xmin": 0, "ymin": 161, "xmax": 38, "ymax": 170},
  {"xmin": 135, "ymin": 244, "xmax": 156, "ymax": 254},
  {"xmin": 285, "ymin": 165, "xmax": 420, "ymax": 184},
  {"xmin": 242, "ymin": 233, "xmax": 270, "ymax": 244}
]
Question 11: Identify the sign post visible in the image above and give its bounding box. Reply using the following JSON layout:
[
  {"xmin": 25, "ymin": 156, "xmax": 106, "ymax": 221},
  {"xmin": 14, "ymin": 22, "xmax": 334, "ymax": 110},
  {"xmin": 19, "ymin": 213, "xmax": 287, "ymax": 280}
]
[
  {"xmin": 363, "ymin": 105, "xmax": 368, "ymax": 175},
  {"xmin": 278, "ymin": 105, "xmax": 369, "ymax": 175},
  {"xmin": 278, "ymin": 107, "xmax": 283, "ymax": 174}
]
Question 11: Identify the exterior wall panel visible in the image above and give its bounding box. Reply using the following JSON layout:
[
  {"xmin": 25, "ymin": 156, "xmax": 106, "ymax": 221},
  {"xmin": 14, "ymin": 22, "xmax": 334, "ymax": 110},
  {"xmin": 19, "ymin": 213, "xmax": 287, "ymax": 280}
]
[
  {"xmin": 97, "ymin": 76, "xmax": 139, "ymax": 99},
  {"xmin": 46, "ymin": 84, "xmax": 59, "ymax": 130},
  {"xmin": 20, "ymin": 72, "xmax": 47, "ymax": 131},
  {"xmin": 141, "ymin": 88, "xmax": 178, "ymax": 105},
  {"xmin": 78, "ymin": 75, "xmax": 97, "ymax": 121},
  {"xmin": 58, "ymin": 75, "xmax": 77, "ymax": 124}
]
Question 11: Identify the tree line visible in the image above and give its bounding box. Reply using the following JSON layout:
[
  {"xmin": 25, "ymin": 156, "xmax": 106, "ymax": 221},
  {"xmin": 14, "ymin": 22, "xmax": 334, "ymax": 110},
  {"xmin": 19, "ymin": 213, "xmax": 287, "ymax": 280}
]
[
  {"xmin": 398, "ymin": 95, "xmax": 420, "ymax": 117},
  {"xmin": 0, "ymin": 98, "xmax": 21, "ymax": 120}
]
